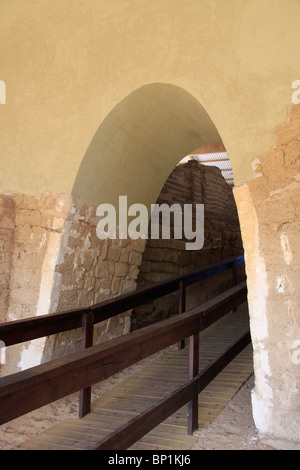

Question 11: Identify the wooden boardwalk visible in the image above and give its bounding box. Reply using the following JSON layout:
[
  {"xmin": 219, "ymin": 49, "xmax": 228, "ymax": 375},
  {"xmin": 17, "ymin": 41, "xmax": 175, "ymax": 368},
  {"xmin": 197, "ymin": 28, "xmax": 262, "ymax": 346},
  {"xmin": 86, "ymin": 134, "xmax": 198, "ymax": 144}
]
[{"xmin": 15, "ymin": 304, "xmax": 253, "ymax": 450}]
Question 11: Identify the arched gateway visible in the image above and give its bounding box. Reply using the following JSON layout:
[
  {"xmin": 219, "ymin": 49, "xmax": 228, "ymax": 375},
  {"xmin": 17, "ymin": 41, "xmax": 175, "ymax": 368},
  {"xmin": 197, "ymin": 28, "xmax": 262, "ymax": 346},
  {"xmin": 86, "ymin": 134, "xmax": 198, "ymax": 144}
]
[{"xmin": 0, "ymin": 0, "xmax": 299, "ymax": 445}]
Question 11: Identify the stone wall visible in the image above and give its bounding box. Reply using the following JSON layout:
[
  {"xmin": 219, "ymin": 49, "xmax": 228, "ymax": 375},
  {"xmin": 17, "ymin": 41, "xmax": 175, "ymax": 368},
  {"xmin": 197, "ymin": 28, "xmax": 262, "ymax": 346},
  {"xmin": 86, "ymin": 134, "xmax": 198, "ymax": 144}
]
[
  {"xmin": 5, "ymin": 194, "xmax": 73, "ymax": 322},
  {"xmin": 158, "ymin": 160, "xmax": 240, "ymax": 225},
  {"xmin": 43, "ymin": 198, "xmax": 145, "ymax": 362},
  {"xmin": 131, "ymin": 161, "xmax": 244, "ymax": 329},
  {"xmin": 1, "ymin": 193, "xmax": 74, "ymax": 374},
  {"xmin": 0, "ymin": 193, "xmax": 145, "ymax": 375},
  {"xmin": 0, "ymin": 162, "xmax": 243, "ymax": 373},
  {"xmin": 0, "ymin": 196, "xmax": 15, "ymax": 324},
  {"xmin": 234, "ymin": 103, "xmax": 300, "ymax": 443}
]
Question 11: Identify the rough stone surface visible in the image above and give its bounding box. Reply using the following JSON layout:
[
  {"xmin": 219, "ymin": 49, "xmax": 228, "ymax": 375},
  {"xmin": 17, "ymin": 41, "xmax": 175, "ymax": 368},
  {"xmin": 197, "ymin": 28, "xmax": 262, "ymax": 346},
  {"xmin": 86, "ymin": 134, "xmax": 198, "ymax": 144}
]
[
  {"xmin": 132, "ymin": 162, "xmax": 244, "ymax": 329},
  {"xmin": 0, "ymin": 101, "xmax": 299, "ymax": 445},
  {"xmin": 43, "ymin": 198, "xmax": 146, "ymax": 362},
  {"xmin": 0, "ymin": 163, "xmax": 244, "ymax": 371},
  {"xmin": 234, "ymin": 103, "xmax": 300, "ymax": 443},
  {"xmin": 1, "ymin": 193, "xmax": 73, "ymax": 374},
  {"xmin": 0, "ymin": 194, "xmax": 146, "ymax": 374},
  {"xmin": 0, "ymin": 196, "xmax": 15, "ymax": 324}
]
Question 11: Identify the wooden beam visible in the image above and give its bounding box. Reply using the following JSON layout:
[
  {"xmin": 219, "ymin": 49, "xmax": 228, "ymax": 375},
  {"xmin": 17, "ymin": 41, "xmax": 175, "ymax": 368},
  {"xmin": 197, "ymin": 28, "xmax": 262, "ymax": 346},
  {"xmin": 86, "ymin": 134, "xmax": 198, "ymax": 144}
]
[
  {"xmin": 79, "ymin": 312, "xmax": 94, "ymax": 418},
  {"xmin": 0, "ymin": 256, "xmax": 244, "ymax": 347},
  {"xmin": 0, "ymin": 282, "xmax": 247, "ymax": 426},
  {"xmin": 188, "ymin": 333, "xmax": 199, "ymax": 434},
  {"xmin": 0, "ymin": 308, "xmax": 90, "ymax": 347},
  {"xmin": 95, "ymin": 377, "xmax": 198, "ymax": 450},
  {"xmin": 94, "ymin": 330, "xmax": 251, "ymax": 450},
  {"xmin": 178, "ymin": 280, "xmax": 186, "ymax": 350}
]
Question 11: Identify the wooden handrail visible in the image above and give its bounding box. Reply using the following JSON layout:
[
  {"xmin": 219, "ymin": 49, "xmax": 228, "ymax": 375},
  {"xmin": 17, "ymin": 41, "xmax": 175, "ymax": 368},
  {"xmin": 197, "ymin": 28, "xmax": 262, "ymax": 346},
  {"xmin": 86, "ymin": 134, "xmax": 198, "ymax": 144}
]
[
  {"xmin": 0, "ymin": 281, "xmax": 247, "ymax": 428},
  {"xmin": 0, "ymin": 255, "xmax": 244, "ymax": 347},
  {"xmin": 94, "ymin": 329, "xmax": 251, "ymax": 450},
  {"xmin": 0, "ymin": 255, "xmax": 245, "ymax": 421}
]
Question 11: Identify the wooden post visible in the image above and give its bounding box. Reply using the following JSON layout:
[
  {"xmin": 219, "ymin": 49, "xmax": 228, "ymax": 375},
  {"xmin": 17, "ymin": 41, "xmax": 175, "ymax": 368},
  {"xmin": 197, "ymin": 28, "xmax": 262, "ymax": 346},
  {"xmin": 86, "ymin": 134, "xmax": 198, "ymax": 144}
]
[
  {"xmin": 232, "ymin": 260, "xmax": 238, "ymax": 312},
  {"xmin": 187, "ymin": 332, "xmax": 199, "ymax": 434},
  {"xmin": 232, "ymin": 260, "xmax": 238, "ymax": 286},
  {"xmin": 79, "ymin": 311, "xmax": 94, "ymax": 418},
  {"xmin": 178, "ymin": 280, "xmax": 186, "ymax": 350}
]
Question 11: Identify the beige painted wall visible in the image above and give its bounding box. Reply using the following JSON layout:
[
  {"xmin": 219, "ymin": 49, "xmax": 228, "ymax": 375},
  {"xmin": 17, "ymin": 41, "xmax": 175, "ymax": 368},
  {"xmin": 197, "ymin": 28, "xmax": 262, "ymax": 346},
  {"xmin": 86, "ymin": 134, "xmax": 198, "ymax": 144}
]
[{"xmin": 0, "ymin": 0, "xmax": 299, "ymax": 200}]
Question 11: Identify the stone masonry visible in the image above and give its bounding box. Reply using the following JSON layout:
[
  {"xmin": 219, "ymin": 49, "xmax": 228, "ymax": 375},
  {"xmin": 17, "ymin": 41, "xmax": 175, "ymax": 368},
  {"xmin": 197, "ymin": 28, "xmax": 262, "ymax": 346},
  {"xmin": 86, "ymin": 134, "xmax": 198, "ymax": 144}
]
[
  {"xmin": 0, "ymin": 196, "xmax": 15, "ymax": 325},
  {"xmin": 131, "ymin": 161, "xmax": 244, "ymax": 329},
  {"xmin": 234, "ymin": 103, "xmax": 300, "ymax": 442},
  {"xmin": 0, "ymin": 194, "xmax": 145, "ymax": 375}
]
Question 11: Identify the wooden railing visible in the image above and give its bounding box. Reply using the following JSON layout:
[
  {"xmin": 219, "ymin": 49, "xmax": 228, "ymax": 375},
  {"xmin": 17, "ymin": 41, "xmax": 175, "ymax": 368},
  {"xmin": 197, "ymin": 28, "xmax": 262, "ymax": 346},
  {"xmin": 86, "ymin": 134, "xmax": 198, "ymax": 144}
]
[
  {"xmin": 0, "ymin": 255, "xmax": 244, "ymax": 348},
  {"xmin": 0, "ymin": 255, "xmax": 248, "ymax": 449}
]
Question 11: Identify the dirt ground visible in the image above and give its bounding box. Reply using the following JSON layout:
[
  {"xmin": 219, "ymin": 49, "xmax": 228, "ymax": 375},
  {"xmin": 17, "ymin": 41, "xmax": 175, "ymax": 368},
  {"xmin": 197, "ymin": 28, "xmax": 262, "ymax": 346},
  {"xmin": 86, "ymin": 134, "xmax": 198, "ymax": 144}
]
[
  {"xmin": 192, "ymin": 375, "xmax": 276, "ymax": 450},
  {"xmin": 0, "ymin": 353, "xmax": 292, "ymax": 451}
]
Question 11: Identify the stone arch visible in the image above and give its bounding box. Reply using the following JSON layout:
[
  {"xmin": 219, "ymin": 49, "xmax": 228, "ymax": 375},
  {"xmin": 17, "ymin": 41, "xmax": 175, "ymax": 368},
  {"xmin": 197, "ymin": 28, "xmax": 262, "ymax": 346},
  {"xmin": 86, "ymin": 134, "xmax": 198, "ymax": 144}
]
[
  {"xmin": 0, "ymin": 1, "xmax": 298, "ymax": 445},
  {"xmin": 41, "ymin": 82, "xmax": 243, "ymax": 360},
  {"xmin": 70, "ymin": 83, "xmax": 246, "ymax": 334},
  {"xmin": 2, "ymin": 83, "xmax": 233, "ymax": 373},
  {"xmin": 71, "ymin": 83, "xmax": 223, "ymax": 211}
]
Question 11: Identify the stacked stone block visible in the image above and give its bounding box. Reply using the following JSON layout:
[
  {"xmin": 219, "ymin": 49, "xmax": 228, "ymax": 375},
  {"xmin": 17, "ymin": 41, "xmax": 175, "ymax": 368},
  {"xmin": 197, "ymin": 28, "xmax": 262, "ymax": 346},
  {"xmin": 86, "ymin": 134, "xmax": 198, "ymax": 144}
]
[{"xmin": 131, "ymin": 161, "xmax": 244, "ymax": 329}]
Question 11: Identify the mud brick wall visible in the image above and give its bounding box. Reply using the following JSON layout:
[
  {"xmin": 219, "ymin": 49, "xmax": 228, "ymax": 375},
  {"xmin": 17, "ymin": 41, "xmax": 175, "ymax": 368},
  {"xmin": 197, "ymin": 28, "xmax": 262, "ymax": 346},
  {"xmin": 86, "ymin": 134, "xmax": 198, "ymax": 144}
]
[
  {"xmin": 131, "ymin": 161, "xmax": 244, "ymax": 329},
  {"xmin": 0, "ymin": 196, "xmax": 15, "ymax": 323}
]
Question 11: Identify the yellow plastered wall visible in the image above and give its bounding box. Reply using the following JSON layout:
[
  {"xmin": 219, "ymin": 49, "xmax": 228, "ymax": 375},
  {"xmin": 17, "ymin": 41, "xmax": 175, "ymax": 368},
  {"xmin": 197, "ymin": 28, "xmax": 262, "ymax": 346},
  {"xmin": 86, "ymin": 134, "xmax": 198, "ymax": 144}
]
[
  {"xmin": 0, "ymin": 0, "xmax": 299, "ymax": 203},
  {"xmin": 72, "ymin": 83, "xmax": 222, "ymax": 207}
]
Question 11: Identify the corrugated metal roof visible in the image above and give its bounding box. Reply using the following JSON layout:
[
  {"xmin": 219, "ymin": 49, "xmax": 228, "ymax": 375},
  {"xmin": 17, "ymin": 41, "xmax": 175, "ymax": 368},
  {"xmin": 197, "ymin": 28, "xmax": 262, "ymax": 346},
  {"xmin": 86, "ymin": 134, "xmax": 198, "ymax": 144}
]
[{"xmin": 179, "ymin": 152, "xmax": 234, "ymax": 186}]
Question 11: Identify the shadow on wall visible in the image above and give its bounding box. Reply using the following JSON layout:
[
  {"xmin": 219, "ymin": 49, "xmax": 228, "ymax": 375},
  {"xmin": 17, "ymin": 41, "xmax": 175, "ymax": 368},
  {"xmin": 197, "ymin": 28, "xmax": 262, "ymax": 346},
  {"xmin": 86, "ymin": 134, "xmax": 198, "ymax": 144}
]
[{"xmin": 71, "ymin": 83, "xmax": 222, "ymax": 210}]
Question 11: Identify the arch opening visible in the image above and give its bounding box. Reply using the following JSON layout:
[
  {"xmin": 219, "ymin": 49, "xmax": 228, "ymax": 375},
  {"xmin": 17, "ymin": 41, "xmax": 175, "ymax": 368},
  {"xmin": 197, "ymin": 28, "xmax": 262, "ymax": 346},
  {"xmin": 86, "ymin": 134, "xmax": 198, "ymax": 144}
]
[
  {"xmin": 70, "ymin": 84, "xmax": 246, "ymax": 333},
  {"xmin": 130, "ymin": 151, "xmax": 244, "ymax": 330},
  {"xmin": 2, "ymin": 82, "xmax": 248, "ymax": 379},
  {"xmin": 71, "ymin": 83, "xmax": 223, "ymax": 211}
]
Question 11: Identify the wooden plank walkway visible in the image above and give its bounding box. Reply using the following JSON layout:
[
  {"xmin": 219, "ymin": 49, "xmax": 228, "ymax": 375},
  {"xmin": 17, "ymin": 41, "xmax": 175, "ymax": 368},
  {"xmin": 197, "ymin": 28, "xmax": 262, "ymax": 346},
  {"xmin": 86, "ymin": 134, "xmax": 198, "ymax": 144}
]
[{"xmin": 14, "ymin": 303, "xmax": 253, "ymax": 450}]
